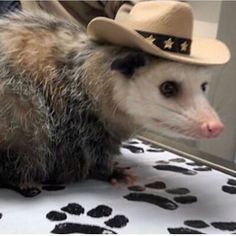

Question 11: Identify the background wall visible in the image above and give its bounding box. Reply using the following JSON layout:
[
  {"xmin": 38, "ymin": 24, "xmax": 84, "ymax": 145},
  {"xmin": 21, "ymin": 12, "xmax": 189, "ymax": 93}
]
[
  {"xmin": 189, "ymin": 1, "xmax": 222, "ymax": 38},
  {"xmin": 197, "ymin": 1, "xmax": 236, "ymax": 162}
]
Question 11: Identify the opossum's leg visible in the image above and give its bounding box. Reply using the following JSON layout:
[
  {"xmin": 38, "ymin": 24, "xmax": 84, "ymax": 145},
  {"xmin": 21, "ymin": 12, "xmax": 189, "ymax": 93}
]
[
  {"xmin": 90, "ymin": 159, "xmax": 136, "ymax": 186},
  {"xmin": 110, "ymin": 164, "xmax": 137, "ymax": 186},
  {"xmin": 89, "ymin": 158, "xmax": 114, "ymax": 181},
  {"xmin": 0, "ymin": 149, "xmax": 43, "ymax": 196},
  {"xmin": 0, "ymin": 84, "xmax": 51, "ymax": 196},
  {"xmin": 89, "ymin": 146, "xmax": 136, "ymax": 186},
  {"xmin": 84, "ymin": 137, "xmax": 116, "ymax": 181},
  {"xmin": 50, "ymin": 144, "xmax": 88, "ymax": 183}
]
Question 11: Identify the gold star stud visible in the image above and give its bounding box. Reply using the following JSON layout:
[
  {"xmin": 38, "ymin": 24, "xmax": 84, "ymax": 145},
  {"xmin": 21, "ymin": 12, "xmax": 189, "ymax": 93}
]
[
  {"xmin": 145, "ymin": 35, "xmax": 155, "ymax": 44},
  {"xmin": 164, "ymin": 38, "xmax": 174, "ymax": 49},
  {"xmin": 180, "ymin": 41, "xmax": 188, "ymax": 52}
]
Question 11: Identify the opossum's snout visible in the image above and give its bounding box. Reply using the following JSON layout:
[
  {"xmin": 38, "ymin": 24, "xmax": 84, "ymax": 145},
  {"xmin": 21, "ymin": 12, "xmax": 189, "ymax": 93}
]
[
  {"xmin": 182, "ymin": 106, "xmax": 224, "ymax": 139},
  {"xmin": 200, "ymin": 120, "xmax": 224, "ymax": 138},
  {"xmin": 150, "ymin": 101, "xmax": 224, "ymax": 140}
]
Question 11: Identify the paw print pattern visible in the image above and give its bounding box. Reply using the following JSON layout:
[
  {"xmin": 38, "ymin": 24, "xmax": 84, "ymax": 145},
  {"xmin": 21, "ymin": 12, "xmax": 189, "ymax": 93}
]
[
  {"xmin": 124, "ymin": 180, "xmax": 197, "ymax": 210},
  {"xmin": 184, "ymin": 220, "xmax": 209, "ymax": 228},
  {"xmin": 152, "ymin": 157, "xmax": 213, "ymax": 177},
  {"xmin": 146, "ymin": 148, "xmax": 164, "ymax": 153},
  {"xmin": 122, "ymin": 144, "xmax": 144, "ymax": 154},
  {"xmin": 193, "ymin": 167, "xmax": 212, "ymax": 171},
  {"xmin": 173, "ymin": 196, "xmax": 197, "ymax": 204},
  {"xmin": 124, "ymin": 192, "xmax": 178, "ymax": 210},
  {"xmin": 222, "ymin": 178, "xmax": 236, "ymax": 194},
  {"xmin": 168, "ymin": 220, "xmax": 236, "ymax": 234},
  {"xmin": 125, "ymin": 139, "xmax": 212, "ymax": 176},
  {"xmin": 211, "ymin": 222, "xmax": 236, "ymax": 231},
  {"xmin": 52, "ymin": 222, "xmax": 116, "ymax": 234},
  {"xmin": 47, "ymin": 211, "xmax": 67, "ymax": 221},
  {"xmin": 166, "ymin": 188, "xmax": 190, "ymax": 195},
  {"xmin": 185, "ymin": 161, "xmax": 212, "ymax": 171},
  {"xmin": 145, "ymin": 181, "xmax": 166, "ymax": 189},
  {"xmin": 87, "ymin": 205, "xmax": 112, "ymax": 218},
  {"xmin": 104, "ymin": 215, "xmax": 129, "ymax": 228},
  {"xmin": 169, "ymin": 158, "xmax": 186, "ymax": 163},
  {"xmin": 46, "ymin": 203, "xmax": 129, "ymax": 234},
  {"xmin": 168, "ymin": 227, "xmax": 204, "ymax": 234},
  {"xmin": 122, "ymin": 140, "xmax": 164, "ymax": 154},
  {"xmin": 153, "ymin": 165, "xmax": 197, "ymax": 176}
]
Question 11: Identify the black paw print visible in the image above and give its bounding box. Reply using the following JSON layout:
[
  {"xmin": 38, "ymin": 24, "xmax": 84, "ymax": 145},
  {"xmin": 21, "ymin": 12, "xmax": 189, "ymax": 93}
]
[
  {"xmin": 168, "ymin": 220, "xmax": 236, "ymax": 234},
  {"xmin": 124, "ymin": 180, "xmax": 197, "ymax": 210},
  {"xmin": 122, "ymin": 144, "xmax": 145, "ymax": 154},
  {"xmin": 222, "ymin": 178, "xmax": 236, "ymax": 194},
  {"xmin": 46, "ymin": 203, "xmax": 129, "ymax": 234},
  {"xmin": 154, "ymin": 157, "xmax": 212, "ymax": 176},
  {"xmin": 122, "ymin": 139, "xmax": 164, "ymax": 154}
]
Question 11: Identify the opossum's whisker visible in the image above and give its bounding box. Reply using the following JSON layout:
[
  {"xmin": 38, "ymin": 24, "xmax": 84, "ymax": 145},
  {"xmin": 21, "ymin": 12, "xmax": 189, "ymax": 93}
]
[
  {"xmin": 134, "ymin": 98, "xmax": 197, "ymax": 125},
  {"xmin": 155, "ymin": 103, "xmax": 197, "ymax": 124},
  {"xmin": 111, "ymin": 96, "xmax": 126, "ymax": 118}
]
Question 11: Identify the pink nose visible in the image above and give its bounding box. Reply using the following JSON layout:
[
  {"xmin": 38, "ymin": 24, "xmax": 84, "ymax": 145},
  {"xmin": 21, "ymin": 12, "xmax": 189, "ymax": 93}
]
[{"xmin": 200, "ymin": 121, "xmax": 224, "ymax": 138}]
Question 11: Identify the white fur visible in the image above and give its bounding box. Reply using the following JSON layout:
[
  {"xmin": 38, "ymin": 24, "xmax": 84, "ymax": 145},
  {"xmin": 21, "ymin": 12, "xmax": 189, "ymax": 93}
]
[{"xmin": 113, "ymin": 59, "xmax": 222, "ymax": 139}]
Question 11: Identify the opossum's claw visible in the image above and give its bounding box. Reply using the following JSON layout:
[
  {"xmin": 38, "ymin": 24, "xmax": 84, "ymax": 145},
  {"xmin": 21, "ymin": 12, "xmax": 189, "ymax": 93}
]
[
  {"xmin": 0, "ymin": 182, "xmax": 41, "ymax": 197},
  {"xmin": 19, "ymin": 187, "xmax": 41, "ymax": 197},
  {"xmin": 110, "ymin": 167, "xmax": 137, "ymax": 187}
]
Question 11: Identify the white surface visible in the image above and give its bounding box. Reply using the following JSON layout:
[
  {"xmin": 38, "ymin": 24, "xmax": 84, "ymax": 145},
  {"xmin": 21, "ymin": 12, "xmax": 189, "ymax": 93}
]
[{"xmin": 0, "ymin": 139, "xmax": 236, "ymax": 234}]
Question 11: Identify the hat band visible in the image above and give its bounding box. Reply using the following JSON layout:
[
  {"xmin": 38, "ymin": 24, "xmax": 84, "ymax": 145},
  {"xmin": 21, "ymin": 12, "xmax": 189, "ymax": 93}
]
[{"xmin": 136, "ymin": 30, "xmax": 192, "ymax": 55}]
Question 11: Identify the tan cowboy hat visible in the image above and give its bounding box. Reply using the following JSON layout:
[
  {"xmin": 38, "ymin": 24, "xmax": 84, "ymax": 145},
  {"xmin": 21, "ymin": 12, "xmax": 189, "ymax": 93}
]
[{"xmin": 87, "ymin": 1, "xmax": 230, "ymax": 65}]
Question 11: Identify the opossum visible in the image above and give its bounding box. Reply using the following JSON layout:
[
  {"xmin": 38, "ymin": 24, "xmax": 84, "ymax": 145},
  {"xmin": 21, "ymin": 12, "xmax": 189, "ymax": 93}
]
[{"xmin": 0, "ymin": 12, "xmax": 224, "ymax": 196}]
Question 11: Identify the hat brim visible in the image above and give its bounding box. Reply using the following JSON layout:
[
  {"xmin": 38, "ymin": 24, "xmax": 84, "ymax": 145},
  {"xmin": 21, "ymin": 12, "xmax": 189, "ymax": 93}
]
[{"xmin": 87, "ymin": 17, "xmax": 230, "ymax": 65}]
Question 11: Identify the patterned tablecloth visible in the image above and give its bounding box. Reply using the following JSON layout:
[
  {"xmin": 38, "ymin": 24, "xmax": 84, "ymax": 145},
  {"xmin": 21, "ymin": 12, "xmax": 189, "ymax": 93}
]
[{"xmin": 0, "ymin": 138, "xmax": 236, "ymax": 234}]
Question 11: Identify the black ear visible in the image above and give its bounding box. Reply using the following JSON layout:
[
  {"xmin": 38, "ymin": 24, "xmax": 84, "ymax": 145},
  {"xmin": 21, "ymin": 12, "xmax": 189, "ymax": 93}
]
[{"xmin": 111, "ymin": 52, "xmax": 146, "ymax": 77}]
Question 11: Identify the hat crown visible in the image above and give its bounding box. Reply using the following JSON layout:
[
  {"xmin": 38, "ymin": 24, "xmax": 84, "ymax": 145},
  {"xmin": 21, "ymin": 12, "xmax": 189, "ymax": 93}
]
[
  {"xmin": 117, "ymin": 1, "xmax": 193, "ymax": 39},
  {"xmin": 87, "ymin": 0, "xmax": 230, "ymax": 65}
]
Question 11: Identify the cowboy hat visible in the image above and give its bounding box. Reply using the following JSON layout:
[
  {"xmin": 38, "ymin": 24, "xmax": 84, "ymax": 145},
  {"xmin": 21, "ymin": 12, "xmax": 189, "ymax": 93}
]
[{"xmin": 87, "ymin": 1, "xmax": 230, "ymax": 65}]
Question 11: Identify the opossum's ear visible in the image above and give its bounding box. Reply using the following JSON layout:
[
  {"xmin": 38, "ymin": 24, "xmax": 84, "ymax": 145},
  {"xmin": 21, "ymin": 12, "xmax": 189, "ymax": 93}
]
[{"xmin": 111, "ymin": 52, "xmax": 146, "ymax": 78}]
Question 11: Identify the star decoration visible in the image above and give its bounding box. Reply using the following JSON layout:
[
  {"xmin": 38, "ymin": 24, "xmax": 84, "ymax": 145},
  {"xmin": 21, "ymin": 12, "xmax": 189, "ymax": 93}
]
[
  {"xmin": 145, "ymin": 35, "xmax": 155, "ymax": 44},
  {"xmin": 164, "ymin": 38, "xmax": 174, "ymax": 49},
  {"xmin": 180, "ymin": 41, "xmax": 188, "ymax": 52}
]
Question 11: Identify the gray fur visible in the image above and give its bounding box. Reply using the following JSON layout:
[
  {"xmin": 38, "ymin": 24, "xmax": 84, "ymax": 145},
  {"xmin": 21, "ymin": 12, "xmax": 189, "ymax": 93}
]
[{"xmin": 0, "ymin": 11, "xmax": 140, "ymax": 192}]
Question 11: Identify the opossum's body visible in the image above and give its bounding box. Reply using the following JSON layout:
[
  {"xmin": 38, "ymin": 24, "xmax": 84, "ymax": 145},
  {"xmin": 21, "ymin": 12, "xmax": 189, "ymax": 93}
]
[
  {"xmin": 0, "ymin": 12, "xmax": 139, "ymax": 193},
  {"xmin": 0, "ymin": 12, "xmax": 223, "ymax": 195}
]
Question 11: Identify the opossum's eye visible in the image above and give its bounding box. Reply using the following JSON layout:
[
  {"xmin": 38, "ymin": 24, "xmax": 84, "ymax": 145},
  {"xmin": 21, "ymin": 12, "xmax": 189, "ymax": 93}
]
[
  {"xmin": 111, "ymin": 52, "xmax": 146, "ymax": 77},
  {"xmin": 159, "ymin": 81, "xmax": 179, "ymax": 98},
  {"xmin": 201, "ymin": 82, "xmax": 208, "ymax": 92}
]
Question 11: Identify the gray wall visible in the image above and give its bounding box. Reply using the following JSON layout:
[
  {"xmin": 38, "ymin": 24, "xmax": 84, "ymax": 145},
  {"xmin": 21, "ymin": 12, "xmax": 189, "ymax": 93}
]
[{"xmin": 198, "ymin": 1, "xmax": 236, "ymax": 162}]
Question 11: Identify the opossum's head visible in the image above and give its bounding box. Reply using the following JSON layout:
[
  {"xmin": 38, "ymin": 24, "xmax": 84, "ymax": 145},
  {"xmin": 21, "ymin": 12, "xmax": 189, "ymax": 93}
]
[{"xmin": 111, "ymin": 51, "xmax": 224, "ymax": 139}]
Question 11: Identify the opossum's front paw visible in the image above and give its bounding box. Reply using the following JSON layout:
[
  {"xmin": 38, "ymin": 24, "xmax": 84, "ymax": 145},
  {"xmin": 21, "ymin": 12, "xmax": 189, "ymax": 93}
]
[
  {"xmin": 0, "ymin": 182, "xmax": 41, "ymax": 197},
  {"xmin": 110, "ymin": 166, "xmax": 137, "ymax": 187},
  {"xmin": 19, "ymin": 187, "xmax": 41, "ymax": 197},
  {"xmin": 17, "ymin": 182, "xmax": 41, "ymax": 197}
]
